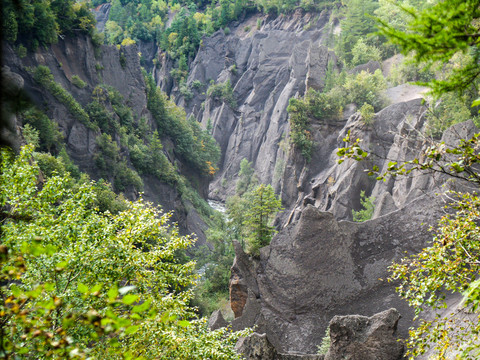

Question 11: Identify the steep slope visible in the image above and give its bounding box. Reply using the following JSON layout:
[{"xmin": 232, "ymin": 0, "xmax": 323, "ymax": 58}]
[
  {"xmin": 176, "ymin": 9, "xmax": 338, "ymax": 208},
  {"xmin": 162, "ymin": 9, "xmax": 478, "ymax": 354},
  {"xmin": 2, "ymin": 35, "xmax": 209, "ymax": 244}
]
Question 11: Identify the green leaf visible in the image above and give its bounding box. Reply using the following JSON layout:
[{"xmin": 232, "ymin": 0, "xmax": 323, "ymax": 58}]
[
  {"xmin": 472, "ymin": 98, "xmax": 480, "ymax": 107},
  {"xmin": 78, "ymin": 283, "xmax": 88, "ymax": 294},
  {"xmin": 122, "ymin": 294, "xmax": 139, "ymax": 305},
  {"xmin": 108, "ymin": 285, "xmax": 119, "ymax": 301},
  {"xmin": 125, "ymin": 325, "xmax": 140, "ymax": 335},
  {"xmin": 178, "ymin": 320, "xmax": 190, "ymax": 328},
  {"xmin": 132, "ymin": 299, "xmax": 151, "ymax": 313}
]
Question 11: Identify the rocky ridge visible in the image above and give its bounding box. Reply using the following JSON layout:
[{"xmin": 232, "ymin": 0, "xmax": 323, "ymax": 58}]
[
  {"xmin": 171, "ymin": 8, "xmax": 473, "ymax": 355},
  {"xmin": 2, "ymin": 35, "xmax": 208, "ymax": 244}
]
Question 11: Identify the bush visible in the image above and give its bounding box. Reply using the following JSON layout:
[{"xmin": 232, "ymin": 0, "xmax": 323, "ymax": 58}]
[
  {"xmin": 180, "ymin": 82, "xmax": 194, "ymax": 101},
  {"xmin": 16, "ymin": 44, "xmax": 27, "ymax": 58},
  {"xmin": 352, "ymin": 191, "xmax": 375, "ymax": 222},
  {"xmin": 145, "ymin": 74, "xmax": 221, "ymax": 174},
  {"xmin": 22, "ymin": 108, "xmax": 63, "ymax": 152},
  {"xmin": 317, "ymin": 328, "xmax": 331, "ymax": 355},
  {"xmin": 192, "ymin": 80, "xmax": 203, "ymax": 89},
  {"xmin": 351, "ymin": 38, "xmax": 382, "ymax": 66},
  {"xmin": 207, "ymin": 80, "xmax": 236, "ymax": 108},
  {"xmin": 426, "ymin": 92, "xmax": 474, "ymax": 138},
  {"xmin": 344, "ymin": 70, "xmax": 388, "ymax": 111},
  {"xmin": 287, "ymin": 97, "xmax": 314, "ymax": 161},
  {"xmin": 71, "ymin": 75, "xmax": 87, "ymax": 88},
  {"xmin": 359, "ymin": 103, "xmax": 375, "ymax": 125}
]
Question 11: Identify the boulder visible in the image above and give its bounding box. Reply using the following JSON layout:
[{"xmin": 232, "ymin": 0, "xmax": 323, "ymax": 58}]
[
  {"xmin": 236, "ymin": 333, "xmax": 324, "ymax": 360},
  {"xmin": 236, "ymin": 333, "xmax": 277, "ymax": 360},
  {"xmin": 208, "ymin": 310, "xmax": 228, "ymax": 330},
  {"xmin": 325, "ymin": 308, "xmax": 404, "ymax": 360}
]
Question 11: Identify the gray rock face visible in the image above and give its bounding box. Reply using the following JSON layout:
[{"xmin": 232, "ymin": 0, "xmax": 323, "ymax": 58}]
[
  {"xmin": 325, "ymin": 308, "xmax": 404, "ymax": 360},
  {"xmin": 236, "ymin": 333, "xmax": 278, "ymax": 360},
  {"xmin": 92, "ymin": 3, "xmax": 111, "ymax": 32},
  {"xmin": 177, "ymin": 10, "xmax": 439, "ymax": 227},
  {"xmin": 174, "ymin": 11, "xmax": 338, "ymax": 203},
  {"xmin": 236, "ymin": 333, "xmax": 324, "ymax": 360},
  {"xmin": 2, "ymin": 35, "xmax": 208, "ymax": 244},
  {"xmin": 230, "ymin": 195, "xmax": 444, "ymax": 353},
  {"xmin": 208, "ymin": 310, "xmax": 228, "ymax": 330}
]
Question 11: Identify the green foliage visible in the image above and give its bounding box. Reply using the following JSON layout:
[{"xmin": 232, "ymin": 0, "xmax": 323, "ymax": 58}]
[
  {"xmin": 95, "ymin": 133, "xmax": 144, "ymax": 192},
  {"xmin": 130, "ymin": 131, "xmax": 179, "ymax": 185},
  {"xmin": 192, "ymin": 80, "xmax": 203, "ymax": 89},
  {"xmin": 426, "ymin": 92, "xmax": 475, "ymax": 139},
  {"xmin": 338, "ymin": 1, "xmax": 480, "ymax": 355},
  {"xmin": 242, "ymin": 184, "xmax": 283, "ymax": 256},
  {"xmin": 387, "ymin": 54, "xmax": 435, "ymax": 86},
  {"xmin": 352, "ymin": 190, "xmax": 375, "ymax": 222},
  {"xmin": 145, "ymin": 73, "xmax": 220, "ymax": 174},
  {"xmin": 192, "ymin": 212, "xmax": 236, "ymax": 317},
  {"xmin": 359, "ymin": 102, "xmax": 375, "ymax": 125},
  {"xmin": 287, "ymin": 97, "xmax": 315, "ymax": 161},
  {"xmin": 2, "ymin": 0, "xmax": 95, "ymax": 49},
  {"xmin": 22, "ymin": 123, "xmax": 40, "ymax": 148},
  {"xmin": 71, "ymin": 75, "xmax": 87, "ymax": 89},
  {"xmin": 180, "ymin": 82, "xmax": 194, "ymax": 101},
  {"xmin": 32, "ymin": 66, "xmax": 94, "ymax": 130},
  {"xmin": 236, "ymin": 158, "xmax": 258, "ymax": 195},
  {"xmin": 0, "ymin": 145, "xmax": 249, "ymax": 359},
  {"xmin": 389, "ymin": 192, "xmax": 480, "ymax": 359},
  {"xmin": 344, "ymin": 69, "xmax": 388, "ymax": 111},
  {"xmin": 317, "ymin": 328, "xmax": 331, "ymax": 355},
  {"xmin": 15, "ymin": 44, "xmax": 27, "ymax": 58},
  {"xmin": 207, "ymin": 80, "xmax": 237, "ymax": 108},
  {"xmin": 287, "ymin": 87, "xmax": 345, "ymax": 161},
  {"xmin": 351, "ymin": 38, "xmax": 382, "ymax": 66},
  {"xmin": 337, "ymin": 0, "xmax": 381, "ymax": 63},
  {"xmin": 376, "ymin": 0, "xmax": 480, "ymax": 97}
]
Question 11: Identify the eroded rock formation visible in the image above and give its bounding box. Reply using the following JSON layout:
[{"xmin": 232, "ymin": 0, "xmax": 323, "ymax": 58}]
[
  {"xmin": 2, "ymin": 35, "xmax": 208, "ymax": 244},
  {"xmin": 325, "ymin": 308, "xmax": 404, "ymax": 360}
]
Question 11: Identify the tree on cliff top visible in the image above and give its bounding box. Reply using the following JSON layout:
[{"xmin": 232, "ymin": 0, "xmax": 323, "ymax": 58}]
[{"xmin": 338, "ymin": 0, "xmax": 480, "ymax": 358}]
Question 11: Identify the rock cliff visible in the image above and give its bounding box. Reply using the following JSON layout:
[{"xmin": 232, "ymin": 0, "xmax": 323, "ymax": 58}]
[
  {"xmin": 174, "ymin": 9, "xmax": 339, "ymax": 209},
  {"xmin": 162, "ymin": 9, "xmax": 472, "ymax": 354},
  {"xmin": 2, "ymin": 35, "xmax": 208, "ymax": 244}
]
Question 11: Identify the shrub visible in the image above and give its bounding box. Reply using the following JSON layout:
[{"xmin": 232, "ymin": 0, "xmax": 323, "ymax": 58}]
[
  {"xmin": 22, "ymin": 108, "xmax": 63, "ymax": 152},
  {"xmin": 359, "ymin": 103, "xmax": 375, "ymax": 125},
  {"xmin": 287, "ymin": 97, "xmax": 314, "ymax": 161},
  {"xmin": 317, "ymin": 328, "xmax": 331, "ymax": 355},
  {"xmin": 351, "ymin": 38, "xmax": 382, "ymax": 66},
  {"xmin": 16, "ymin": 44, "xmax": 27, "ymax": 58},
  {"xmin": 426, "ymin": 92, "xmax": 474, "ymax": 138},
  {"xmin": 352, "ymin": 191, "xmax": 375, "ymax": 222},
  {"xmin": 244, "ymin": 25, "xmax": 251, "ymax": 32},
  {"xmin": 224, "ymin": 27, "xmax": 231, "ymax": 35},
  {"xmin": 180, "ymin": 82, "xmax": 194, "ymax": 101},
  {"xmin": 192, "ymin": 80, "xmax": 203, "ymax": 89},
  {"xmin": 344, "ymin": 69, "xmax": 388, "ymax": 111},
  {"xmin": 207, "ymin": 80, "xmax": 237, "ymax": 108},
  {"xmin": 71, "ymin": 75, "xmax": 87, "ymax": 89}
]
